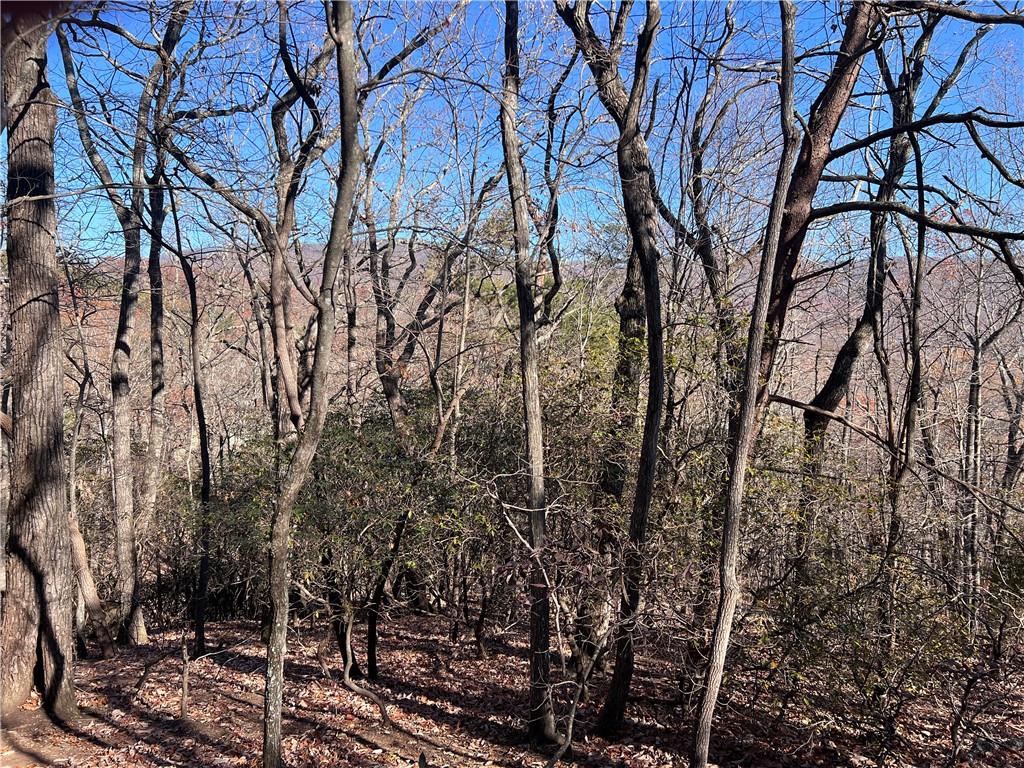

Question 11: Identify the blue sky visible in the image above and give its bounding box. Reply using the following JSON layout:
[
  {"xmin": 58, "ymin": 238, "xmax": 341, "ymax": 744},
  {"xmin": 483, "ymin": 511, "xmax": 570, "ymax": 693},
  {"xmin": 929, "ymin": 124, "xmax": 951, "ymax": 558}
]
[{"xmin": 3, "ymin": 1, "xmax": 1021, "ymax": 272}]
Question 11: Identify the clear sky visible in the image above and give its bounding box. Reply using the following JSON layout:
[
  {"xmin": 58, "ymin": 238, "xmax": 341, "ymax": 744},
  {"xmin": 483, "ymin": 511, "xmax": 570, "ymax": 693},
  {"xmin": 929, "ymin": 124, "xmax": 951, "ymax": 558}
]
[{"xmin": 3, "ymin": 1, "xmax": 1021, "ymax": 271}]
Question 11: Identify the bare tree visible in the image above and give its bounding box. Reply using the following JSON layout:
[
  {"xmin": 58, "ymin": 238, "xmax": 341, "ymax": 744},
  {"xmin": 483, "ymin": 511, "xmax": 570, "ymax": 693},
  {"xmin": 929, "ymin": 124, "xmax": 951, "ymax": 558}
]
[
  {"xmin": 57, "ymin": 0, "xmax": 193, "ymax": 644},
  {"xmin": 165, "ymin": 1, "xmax": 462, "ymax": 762},
  {"xmin": 556, "ymin": 0, "xmax": 667, "ymax": 736},
  {"xmin": 5, "ymin": 2, "xmax": 1024, "ymax": 765},
  {"xmin": 692, "ymin": 2, "xmax": 884, "ymax": 764},
  {"xmin": 796, "ymin": 11, "xmax": 989, "ymax": 584},
  {"xmin": 161, "ymin": 184, "xmax": 216, "ymax": 655},
  {"xmin": 499, "ymin": 0, "xmax": 559, "ymax": 743},
  {"xmin": 358, "ymin": 87, "xmax": 502, "ymax": 679},
  {"xmin": 953, "ymin": 258, "xmax": 1021, "ymax": 633}
]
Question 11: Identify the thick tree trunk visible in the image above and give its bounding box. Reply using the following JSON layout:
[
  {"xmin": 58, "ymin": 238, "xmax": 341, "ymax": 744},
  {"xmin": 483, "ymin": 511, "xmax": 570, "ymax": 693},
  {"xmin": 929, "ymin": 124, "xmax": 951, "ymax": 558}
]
[
  {"xmin": 0, "ymin": 2, "xmax": 78, "ymax": 719},
  {"xmin": 760, "ymin": 1, "xmax": 881, "ymax": 387},
  {"xmin": 134, "ymin": 176, "xmax": 169, "ymax": 553}
]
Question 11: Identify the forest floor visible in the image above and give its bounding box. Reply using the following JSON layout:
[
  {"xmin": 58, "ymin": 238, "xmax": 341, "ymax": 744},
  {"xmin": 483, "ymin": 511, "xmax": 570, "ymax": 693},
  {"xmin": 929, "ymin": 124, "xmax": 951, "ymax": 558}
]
[{"xmin": 1, "ymin": 614, "xmax": 1021, "ymax": 768}]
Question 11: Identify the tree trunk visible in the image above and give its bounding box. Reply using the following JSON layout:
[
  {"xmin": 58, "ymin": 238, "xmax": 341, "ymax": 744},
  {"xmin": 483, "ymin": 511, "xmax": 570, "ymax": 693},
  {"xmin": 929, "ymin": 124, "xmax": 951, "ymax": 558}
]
[
  {"xmin": 691, "ymin": 4, "xmax": 800, "ymax": 765},
  {"xmin": 596, "ymin": 135, "xmax": 667, "ymax": 738},
  {"xmin": 59, "ymin": 24, "xmax": 147, "ymax": 645},
  {"xmin": 69, "ymin": 381, "xmax": 116, "ymax": 659},
  {"xmin": 263, "ymin": 4, "xmax": 364, "ymax": 765},
  {"xmin": 692, "ymin": 3, "xmax": 880, "ymax": 764},
  {"xmin": 500, "ymin": 1, "xmax": 560, "ymax": 744},
  {"xmin": 176, "ymin": 217, "xmax": 214, "ymax": 656},
  {"xmin": 994, "ymin": 369, "xmax": 1024, "ymax": 572},
  {"xmin": 263, "ymin": 487, "xmax": 296, "ymax": 768},
  {"xmin": 600, "ymin": 248, "xmax": 646, "ymax": 501},
  {"xmin": 961, "ymin": 343, "xmax": 982, "ymax": 632},
  {"xmin": 0, "ymin": 2, "xmax": 78, "ymax": 719},
  {"xmin": 324, "ymin": 550, "xmax": 363, "ymax": 679},
  {"xmin": 796, "ymin": 14, "xmax": 938, "ymax": 582},
  {"xmin": 134, "ymin": 168, "xmax": 170, "ymax": 561},
  {"xmin": 63, "ymin": 254, "xmax": 117, "ymax": 660},
  {"xmin": 554, "ymin": 0, "xmax": 666, "ymax": 737},
  {"xmin": 58, "ymin": 2, "xmax": 192, "ymax": 648},
  {"xmin": 366, "ymin": 507, "xmax": 412, "ymax": 680},
  {"xmin": 110, "ymin": 221, "xmax": 147, "ymax": 645}
]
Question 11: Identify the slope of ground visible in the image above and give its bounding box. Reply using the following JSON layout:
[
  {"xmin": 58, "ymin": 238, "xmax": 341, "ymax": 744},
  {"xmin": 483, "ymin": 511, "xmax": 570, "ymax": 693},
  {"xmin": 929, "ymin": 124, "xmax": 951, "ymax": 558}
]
[{"xmin": 1, "ymin": 615, "xmax": 1020, "ymax": 767}]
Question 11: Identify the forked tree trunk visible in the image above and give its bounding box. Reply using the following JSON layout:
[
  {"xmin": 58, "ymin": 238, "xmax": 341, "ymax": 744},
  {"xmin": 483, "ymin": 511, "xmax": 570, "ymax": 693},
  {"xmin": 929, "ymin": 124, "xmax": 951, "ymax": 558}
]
[
  {"xmin": 58, "ymin": 2, "xmax": 192, "ymax": 646},
  {"xmin": 596, "ymin": 136, "xmax": 667, "ymax": 737},
  {"xmin": 0, "ymin": 2, "xmax": 78, "ymax": 719},
  {"xmin": 556, "ymin": 0, "xmax": 666, "ymax": 737},
  {"xmin": 324, "ymin": 549, "xmax": 363, "ymax": 678},
  {"xmin": 134, "ymin": 158, "xmax": 170, "ymax": 566}
]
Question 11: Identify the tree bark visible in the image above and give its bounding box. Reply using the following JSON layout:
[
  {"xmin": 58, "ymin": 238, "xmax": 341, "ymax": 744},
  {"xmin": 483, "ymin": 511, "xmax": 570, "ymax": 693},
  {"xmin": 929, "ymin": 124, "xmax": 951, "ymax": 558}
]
[
  {"xmin": 68, "ymin": 380, "xmax": 116, "ymax": 659},
  {"xmin": 0, "ymin": 1, "xmax": 78, "ymax": 719},
  {"xmin": 691, "ymin": 4, "xmax": 800, "ymax": 765},
  {"xmin": 58, "ymin": 1, "xmax": 192, "ymax": 645},
  {"xmin": 555, "ymin": 0, "xmax": 666, "ymax": 737},
  {"xmin": 499, "ymin": 1, "xmax": 559, "ymax": 743},
  {"xmin": 110, "ymin": 230, "xmax": 146, "ymax": 646},
  {"xmin": 796, "ymin": 13, "xmax": 942, "ymax": 581},
  {"xmin": 173, "ymin": 197, "xmax": 214, "ymax": 656}
]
